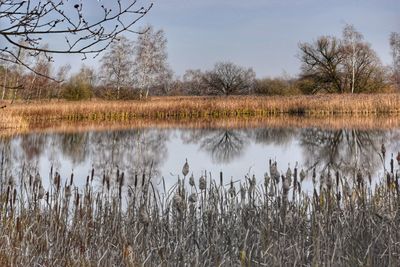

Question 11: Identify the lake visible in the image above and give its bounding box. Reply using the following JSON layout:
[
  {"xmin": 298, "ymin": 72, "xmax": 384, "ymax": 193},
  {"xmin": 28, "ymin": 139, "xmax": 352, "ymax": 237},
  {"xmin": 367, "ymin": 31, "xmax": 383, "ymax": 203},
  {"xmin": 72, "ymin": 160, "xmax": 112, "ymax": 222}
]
[{"xmin": 1, "ymin": 124, "xmax": 399, "ymax": 192}]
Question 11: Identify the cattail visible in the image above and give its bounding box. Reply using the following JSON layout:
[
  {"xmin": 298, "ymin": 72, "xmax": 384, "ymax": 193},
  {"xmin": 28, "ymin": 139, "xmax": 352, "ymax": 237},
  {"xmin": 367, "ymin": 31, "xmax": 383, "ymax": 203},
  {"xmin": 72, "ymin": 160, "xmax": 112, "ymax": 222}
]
[
  {"xmin": 105, "ymin": 175, "xmax": 110, "ymax": 190},
  {"xmin": 220, "ymin": 171, "xmax": 223, "ymax": 186},
  {"xmin": 283, "ymin": 176, "xmax": 289, "ymax": 193},
  {"xmin": 173, "ymin": 193, "xmax": 183, "ymax": 213},
  {"xmin": 326, "ymin": 170, "xmax": 332, "ymax": 190},
  {"xmin": 268, "ymin": 183, "xmax": 275, "ymax": 197},
  {"xmin": 182, "ymin": 158, "xmax": 189, "ymax": 177},
  {"xmin": 65, "ymin": 186, "xmax": 71, "ymax": 198},
  {"xmin": 188, "ymin": 193, "xmax": 197, "ymax": 203},
  {"xmin": 264, "ymin": 173, "xmax": 270, "ymax": 189},
  {"xmin": 75, "ymin": 192, "xmax": 80, "ymax": 207},
  {"xmin": 312, "ymin": 168, "xmax": 316, "ymax": 185},
  {"xmin": 70, "ymin": 172, "xmax": 74, "ymax": 186},
  {"xmin": 55, "ymin": 172, "xmax": 60, "ymax": 192},
  {"xmin": 134, "ymin": 173, "xmax": 138, "ymax": 187},
  {"xmin": 270, "ymin": 162, "xmax": 280, "ymax": 183},
  {"xmin": 286, "ymin": 166, "xmax": 292, "ymax": 185},
  {"xmin": 199, "ymin": 175, "xmax": 206, "ymax": 190},
  {"xmin": 139, "ymin": 205, "xmax": 149, "ymax": 224},
  {"xmin": 6, "ymin": 186, "xmax": 10, "ymax": 206},
  {"xmin": 240, "ymin": 184, "xmax": 246, "ymax": 200},
  {"xmin": 336, "ymin": 171, "xmax": 340, "ymax": 188},
  {"xmin": 397, "ymin": 152, "xmax": 400, "ymax": 166},
  {"xmin": 13, "ymin": 188, "xmax": 17, "ymax": 205},
  {"xmin": 228, "ymin": 179, "xmax": 236, "ymax": 197},
  {"xmin": 119, "ymin": 172, "xmax": 124, "ymax": 188},
  {"xmin": 189, "ymin": 174, "xmax": 195, "ymax": 187},
  {"xmin": 300, "ymin": 169, "xmax": 306, "ymax": 183},
  {"xmin": 38, "ymin": 185, "xmax": 45, "ymax": 199},
  {"xmin": 357, "ymin": 169, "xmax": 363, "ymax": 188},
  {"xmin": 381, "ymin": 143, "xmax": 386, "ymax": 158},
  {"xmin": 390, "ymin": 154, "xmax": 394, "ymax": 174},
  {"xmin": 34, "ymin": 173, "xmax": 41, "ymax": 187},
  {"xmin": 91, "ymin": 168, "xmax": 94, "ymax": 182},
  {"xmin": 297, "ymin": 181, "xmax": 301, "ymax": 195}
]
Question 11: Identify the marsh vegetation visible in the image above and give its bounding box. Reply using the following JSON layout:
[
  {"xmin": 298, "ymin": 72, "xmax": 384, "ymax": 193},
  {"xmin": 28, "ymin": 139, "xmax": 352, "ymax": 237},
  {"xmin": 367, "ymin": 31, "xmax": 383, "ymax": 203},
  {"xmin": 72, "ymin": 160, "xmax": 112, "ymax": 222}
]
[{"xmin": 1, "ymin": 151, "xmax": 400, "ymax": 265}]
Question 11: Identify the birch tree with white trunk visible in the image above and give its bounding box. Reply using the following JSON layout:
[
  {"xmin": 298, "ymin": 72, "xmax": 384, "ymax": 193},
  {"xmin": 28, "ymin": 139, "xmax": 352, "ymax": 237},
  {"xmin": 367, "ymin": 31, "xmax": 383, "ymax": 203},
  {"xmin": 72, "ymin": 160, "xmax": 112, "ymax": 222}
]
[
  {"xmin": 390, "ymin": 32, "xmax": 400, "ymax": 90},
  {"xmin": 100, "ymin": 36, "xmax": 135, "ymax": 99},
  {"xmin": 133, "ymin": 26, "xmax": 172, "ymax": 98},
  {"xmin": 342, "ymin": 24, "xmax": 363, "ymax": 94}
]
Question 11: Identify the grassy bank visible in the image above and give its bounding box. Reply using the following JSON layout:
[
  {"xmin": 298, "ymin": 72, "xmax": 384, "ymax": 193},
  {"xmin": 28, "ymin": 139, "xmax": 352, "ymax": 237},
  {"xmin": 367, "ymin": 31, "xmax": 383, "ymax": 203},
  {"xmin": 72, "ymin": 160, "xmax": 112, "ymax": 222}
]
[
  {"xmin": 1, "ymin": 160, "xmax": 400, "ymax": 265},
  {"xmin": 1, "ymin": 94, "xmax": 400, "ymax": 131}
]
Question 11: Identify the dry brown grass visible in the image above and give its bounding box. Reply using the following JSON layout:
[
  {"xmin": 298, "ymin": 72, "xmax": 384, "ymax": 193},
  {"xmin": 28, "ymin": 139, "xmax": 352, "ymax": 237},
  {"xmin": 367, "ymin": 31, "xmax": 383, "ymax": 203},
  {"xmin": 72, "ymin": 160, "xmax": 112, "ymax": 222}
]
[{"xmin": 1, "ymin": 94, "xmax": 400, "ymax": 132}]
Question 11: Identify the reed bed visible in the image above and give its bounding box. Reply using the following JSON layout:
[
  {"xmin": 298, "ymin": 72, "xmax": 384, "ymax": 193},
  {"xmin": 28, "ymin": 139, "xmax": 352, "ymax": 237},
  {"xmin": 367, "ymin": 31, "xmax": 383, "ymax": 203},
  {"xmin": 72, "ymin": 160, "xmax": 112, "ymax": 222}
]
[
  {"xmin": 1, "ymin": 158, "xmax": 400, "ymax": 266},
  {"xmin": 1, "ymin": 94, "xmax": 400, "ymax": 130}
]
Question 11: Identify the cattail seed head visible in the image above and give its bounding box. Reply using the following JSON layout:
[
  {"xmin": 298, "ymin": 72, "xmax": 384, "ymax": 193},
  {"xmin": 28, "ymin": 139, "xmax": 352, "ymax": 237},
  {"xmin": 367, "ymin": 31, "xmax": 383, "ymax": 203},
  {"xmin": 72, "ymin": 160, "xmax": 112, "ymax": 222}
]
[
  {"xmin": 189, "ymin": 174, "xmax": 195, "ymax": 187},
  {"xmin": 188, "ymin": 193, "xmax": 197, "ymax": 203},
  {"xmin": 182, "ymin": 158, "xmax": 189, "ymax": 177},
  {"xmin": 199, "ymin": 175, "xmax": 206, "ymax": 190},
  {"xmin": 300, "ymin": 169, "xmax": 306, "ymax": 182}
]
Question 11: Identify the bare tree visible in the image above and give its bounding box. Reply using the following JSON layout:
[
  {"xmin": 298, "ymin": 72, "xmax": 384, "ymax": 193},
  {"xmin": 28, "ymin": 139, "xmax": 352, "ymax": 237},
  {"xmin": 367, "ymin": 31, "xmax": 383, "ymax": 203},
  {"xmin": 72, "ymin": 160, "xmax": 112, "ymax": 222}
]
[
  {"xmin": 0, "ymin": 0, "xmax": 153, "ymax": 78},
  {"xmin": 299, "ymin": 27, "xmax": 384, "ymax": 94},
  {"xmin": 390, "ymin": 32, "xmax": 400, "ymax": 90},
  {"xmin": 299, "ymin": 36, "xmax": 345, "ymax": 93},
  {"xmin": 342, "ymin": 24, "xmax": 363, "ymax": 94},
  {"xmin": 182, "ymin": 69, "xmax": 207, "ymax": 95},
  {"xmin": 133, "ymin": 25, "xmax": 172, "ymax": 98},
  {"xmin": 55, "ymin": 64, "xmax": 71, "ymax": 100},
  {"xmin": 203, "ymin": 62, "xmax": 256, "ymax": 95},
  {"xmin": 99, "ymin": 36, "xmax": 134, "ymax": 99},
  {"xmin": 25, "ymin": 45, "xmax": 53, "ymax": 100}
]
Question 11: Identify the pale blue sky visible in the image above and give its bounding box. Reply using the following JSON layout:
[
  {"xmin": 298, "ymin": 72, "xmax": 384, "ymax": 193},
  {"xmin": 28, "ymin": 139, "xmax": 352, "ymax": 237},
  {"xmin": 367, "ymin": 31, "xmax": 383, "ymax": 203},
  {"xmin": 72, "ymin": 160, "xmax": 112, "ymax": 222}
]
[{"xmin": 56, "ymin": 0, "xmax": 399, "ymax": 78}]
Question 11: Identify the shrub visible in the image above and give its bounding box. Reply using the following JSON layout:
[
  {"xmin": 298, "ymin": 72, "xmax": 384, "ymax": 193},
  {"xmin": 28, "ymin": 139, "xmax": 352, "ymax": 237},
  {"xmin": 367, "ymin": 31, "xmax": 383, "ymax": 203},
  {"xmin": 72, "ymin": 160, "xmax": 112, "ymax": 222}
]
[
  {"xmin": 255, "ymin": 78, "xmax": 301, "ymax": 95},
  {"xmin": 61, "ymin": 76, "xmax": 92, "ymax": 101}
]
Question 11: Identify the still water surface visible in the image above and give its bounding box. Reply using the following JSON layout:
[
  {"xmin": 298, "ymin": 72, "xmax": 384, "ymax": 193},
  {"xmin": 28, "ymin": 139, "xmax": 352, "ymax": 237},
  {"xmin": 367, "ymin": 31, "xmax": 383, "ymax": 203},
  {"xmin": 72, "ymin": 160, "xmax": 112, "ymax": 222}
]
[{"xmin": 1, "ymin": 126, "xmax": 399, "ymax": 190}]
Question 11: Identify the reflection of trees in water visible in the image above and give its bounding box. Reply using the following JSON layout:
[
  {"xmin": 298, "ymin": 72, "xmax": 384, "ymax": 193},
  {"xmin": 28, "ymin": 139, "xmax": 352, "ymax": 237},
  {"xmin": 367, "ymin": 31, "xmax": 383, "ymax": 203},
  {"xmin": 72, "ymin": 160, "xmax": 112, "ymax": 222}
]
[
  {"xmin": 181, "ymin": 129, "xmax": 250, "ymax": 164},
  {"xmin": 252, "ymin": 128, "xmax": 298, "ymax": 146},
  {"xmin": 300, "ymin": 128, "xmax": 386, "ymax": 177},
  {"xmin": 57, "ymin": 133, "xmax": 89, "ymax": 165},
  {"xmin": 20, "ymin": 134, "xmax": 46, "ymax": 161},
  {"xmin": 0, "ymin": 127, "xmax": 398, "ymax": 183},
  {"xmin": 0, "ymin": 130, "xmax": 169, "ymax": 185},
  {"xmin": 89, "ymin": 129, "xmax": 169, "ymax": 179}
]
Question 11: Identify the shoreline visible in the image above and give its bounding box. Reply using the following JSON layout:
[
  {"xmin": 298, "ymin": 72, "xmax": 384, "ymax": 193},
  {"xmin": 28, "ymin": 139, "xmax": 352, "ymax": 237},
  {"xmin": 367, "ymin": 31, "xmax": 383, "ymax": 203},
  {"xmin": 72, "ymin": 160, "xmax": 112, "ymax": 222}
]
[{"xmin": 1, "ymin": 94, "xmax": 400, "ymax": 134}]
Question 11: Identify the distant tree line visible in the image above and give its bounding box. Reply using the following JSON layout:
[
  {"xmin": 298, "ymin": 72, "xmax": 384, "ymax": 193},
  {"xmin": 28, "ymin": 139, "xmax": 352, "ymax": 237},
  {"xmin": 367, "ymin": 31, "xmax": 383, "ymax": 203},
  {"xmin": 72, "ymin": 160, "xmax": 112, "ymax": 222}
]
[{"xmin": 0, "ymin": 24, "xmax": 399, "ymax": 101}]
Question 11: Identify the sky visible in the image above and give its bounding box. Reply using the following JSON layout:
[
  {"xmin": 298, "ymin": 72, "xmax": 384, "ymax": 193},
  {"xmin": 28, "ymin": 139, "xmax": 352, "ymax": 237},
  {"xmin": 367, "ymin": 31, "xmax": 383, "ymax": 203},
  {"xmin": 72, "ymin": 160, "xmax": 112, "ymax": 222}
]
[{"xmin": 50, "ymin": 0, "xmax": 400, "ymax": 78}]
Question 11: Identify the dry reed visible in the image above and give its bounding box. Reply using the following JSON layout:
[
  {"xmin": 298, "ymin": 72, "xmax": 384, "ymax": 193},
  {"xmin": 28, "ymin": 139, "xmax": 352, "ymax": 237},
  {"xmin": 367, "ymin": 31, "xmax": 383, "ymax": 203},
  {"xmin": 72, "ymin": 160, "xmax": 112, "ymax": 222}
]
[
  {"xmin": 1, "ymin": 94, "xmax": 400, "ymax": 131},
  {"xmin": 0, "ymin": 156, "xmax": 400, "ymax": 266}
]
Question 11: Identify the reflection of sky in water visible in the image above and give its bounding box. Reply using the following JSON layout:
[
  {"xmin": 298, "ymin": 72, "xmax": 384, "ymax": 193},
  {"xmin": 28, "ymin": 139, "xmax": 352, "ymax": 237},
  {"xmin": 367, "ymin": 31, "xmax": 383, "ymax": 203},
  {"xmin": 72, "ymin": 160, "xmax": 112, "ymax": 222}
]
[{"xmin": 1, "ymin": 127, "xmax": 399, "ymax": 193}]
